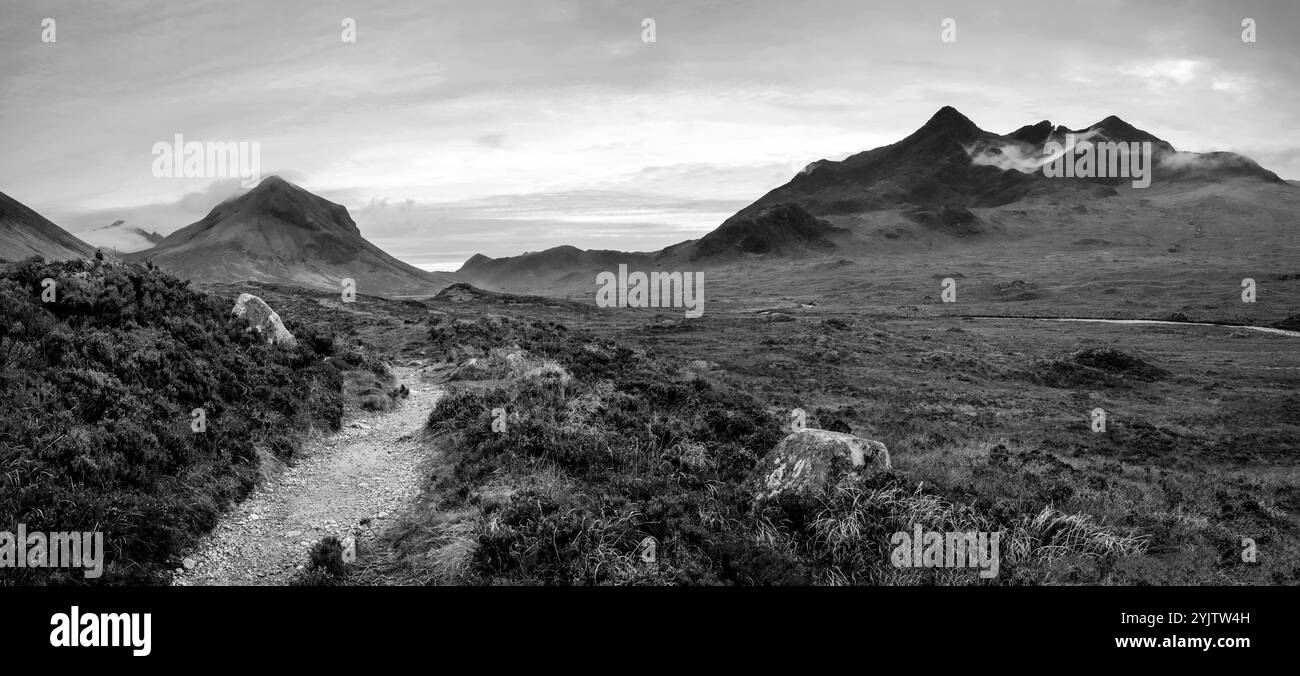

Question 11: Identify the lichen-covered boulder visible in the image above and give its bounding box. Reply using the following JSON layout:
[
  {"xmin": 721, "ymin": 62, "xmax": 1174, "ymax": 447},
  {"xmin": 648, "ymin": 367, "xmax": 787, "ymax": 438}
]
[
  {"xmin": 750, "ymin": 428, "xmax": 890, "ymax": 501},
  {"xmin": 231, "ymin": 293, "xmax": 296, "ymax": 346}
]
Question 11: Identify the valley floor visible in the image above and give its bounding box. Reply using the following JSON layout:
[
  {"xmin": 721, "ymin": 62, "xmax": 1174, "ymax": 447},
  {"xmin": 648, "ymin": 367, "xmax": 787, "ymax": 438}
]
[{"xmin": 221, "ymin": 266, "xmax": 1300, "ymax": 585}]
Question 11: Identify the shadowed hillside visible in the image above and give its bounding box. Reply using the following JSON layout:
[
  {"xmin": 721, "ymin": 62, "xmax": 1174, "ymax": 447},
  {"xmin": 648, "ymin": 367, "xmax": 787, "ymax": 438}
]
[{"xmin": 0, "ymin": 190, "xmax": 96, "ymax": 262}]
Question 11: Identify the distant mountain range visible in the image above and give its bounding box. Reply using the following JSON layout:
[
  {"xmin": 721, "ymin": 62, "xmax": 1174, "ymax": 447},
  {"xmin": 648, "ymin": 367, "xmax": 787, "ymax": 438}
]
[
  {"xmin": 0, "ymin": 190, "xmax": 96, "ymax": 262},
  {"xmin": 125, "ymin": 176, "xmax": 456, "ymax": 297},
  {"xmin": 738, "ymin": 106, "xmax": 1280, "ymax": 217},
  {"xmin": 457, "ymin": 106, "xmax": 1294, "ymax": 291},
  {"xmin": 5, "ymin": 107, "xmax": 1295, "ymax": 296}
]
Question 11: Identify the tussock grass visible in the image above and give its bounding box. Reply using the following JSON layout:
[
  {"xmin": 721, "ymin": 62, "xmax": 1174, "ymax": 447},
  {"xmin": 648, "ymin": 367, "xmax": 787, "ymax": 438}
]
[{"xmin": 1007, "ymin": 507, "xmax": 1149, "ymax": 563}]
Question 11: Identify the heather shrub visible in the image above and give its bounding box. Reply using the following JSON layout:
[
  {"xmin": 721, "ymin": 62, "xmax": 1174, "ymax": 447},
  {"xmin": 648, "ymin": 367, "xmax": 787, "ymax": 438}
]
[{"xmin": 0, "ymin": 258, "xmax": 342, "ymax": 584}]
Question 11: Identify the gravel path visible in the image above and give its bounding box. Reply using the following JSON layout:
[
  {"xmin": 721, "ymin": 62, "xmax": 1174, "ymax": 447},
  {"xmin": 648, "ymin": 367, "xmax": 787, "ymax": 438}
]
[{"xmin": 174, "ymin": 367, "xmax": 441, "ymax": 585}]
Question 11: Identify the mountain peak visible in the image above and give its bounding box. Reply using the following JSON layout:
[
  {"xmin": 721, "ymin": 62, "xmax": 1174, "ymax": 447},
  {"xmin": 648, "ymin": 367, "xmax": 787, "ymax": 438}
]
[
  {"xmin": 1008, "ymin": 120, "xmax": 1054, "ymax": 144},
  {"xmin": 207, "ymin": 175, "xmax": 365, "ymax": 238},
  {"xmin": 1082, "ymin": 115, "xmax": 1174, "ymax": 151},
  {"xmin": 900, "ymin": 106, "xmax": 984, "ymax": 146},
  {"xmin": 245, "ymin": 174, "xmax": 298, "ymax": 197},
  {"xmin": 458, "ymin": 253, "xmax": 494, "ymax": 272},
  {"xmin": 923, "ymin": 106, "xmax": 980, "ymax": 132},
  {"xmin": 1091, "ymin": 114, "xmax": 1140, "ymax": 135}
]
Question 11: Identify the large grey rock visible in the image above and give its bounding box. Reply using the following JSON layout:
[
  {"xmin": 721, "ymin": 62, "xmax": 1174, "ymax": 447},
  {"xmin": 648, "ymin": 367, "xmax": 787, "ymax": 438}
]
[
  {"xmin": 750, "ymin": 428, "xmax": 890, "ymax": 501},
  {"xmin": 232, "ymin": 293, "xmax": 296, "ymax": 346}
]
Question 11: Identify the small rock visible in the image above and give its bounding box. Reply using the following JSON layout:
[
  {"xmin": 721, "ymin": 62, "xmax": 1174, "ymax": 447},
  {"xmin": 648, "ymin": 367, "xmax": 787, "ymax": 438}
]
[
  {"xmin": 182, "ymin": 557, "xmax": 196, "ymax": 570},
  {"xmin": 377, "ymin": 512, "xmax": 389, "ymax": 519},
  {"xmin": 284, "ymin": 530, "xmax": 302, "ymax": 538}
]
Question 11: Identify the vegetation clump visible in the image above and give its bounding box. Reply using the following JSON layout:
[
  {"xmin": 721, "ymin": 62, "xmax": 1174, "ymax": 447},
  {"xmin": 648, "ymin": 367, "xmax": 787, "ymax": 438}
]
[{"xmin": 0, "ymin": 258, "xmax": 342, "ymax": 584}]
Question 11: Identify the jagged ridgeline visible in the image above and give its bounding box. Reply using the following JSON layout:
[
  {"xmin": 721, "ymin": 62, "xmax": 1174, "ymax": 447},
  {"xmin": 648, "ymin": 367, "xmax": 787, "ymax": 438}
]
[{"xmin": 0, "ymin": 258, "xmax": 342, "ymax": 584}]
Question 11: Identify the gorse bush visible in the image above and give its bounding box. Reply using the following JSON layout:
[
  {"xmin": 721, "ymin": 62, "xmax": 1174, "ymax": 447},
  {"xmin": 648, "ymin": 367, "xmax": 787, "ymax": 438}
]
[{"xmin": 0, "ymin": 258, "xmax": 342, "ymax": 584}]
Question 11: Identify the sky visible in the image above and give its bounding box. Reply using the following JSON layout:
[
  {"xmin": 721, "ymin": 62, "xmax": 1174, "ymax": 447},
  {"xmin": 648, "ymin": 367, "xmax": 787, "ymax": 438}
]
[{"xmin": 2, "ymin": 0, "xmax": 1298, "ymax": 270}]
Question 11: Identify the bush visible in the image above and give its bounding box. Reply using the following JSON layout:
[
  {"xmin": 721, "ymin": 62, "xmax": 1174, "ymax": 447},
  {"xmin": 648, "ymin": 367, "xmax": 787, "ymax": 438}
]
[{"xmin": 0, "ymin": 258, "xmax": 342, "ymax": 584}]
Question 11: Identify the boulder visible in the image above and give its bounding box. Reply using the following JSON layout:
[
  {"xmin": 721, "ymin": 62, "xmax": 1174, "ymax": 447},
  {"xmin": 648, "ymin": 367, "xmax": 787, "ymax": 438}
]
[
  {"xmin": 750, "ymin": 428, "xmax": 890, "ymax": 501},
  {"xmin": 232, "ymin": 293, "xmax": 296, "ymax": 346}
]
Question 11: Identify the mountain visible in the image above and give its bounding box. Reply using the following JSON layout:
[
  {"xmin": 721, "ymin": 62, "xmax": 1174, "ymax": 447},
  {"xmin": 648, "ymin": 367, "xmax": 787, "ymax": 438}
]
[
  {"xmin": 77, "ymin": 219, "xmax": 166, "ymax": 253},
  {"xmin": 97, "ymin": 220, "xmax": 164, "ymax": 245},
  {"xmin": 0, "ymin": 190, "xmax": 96, "ymax": 262},
  {"xmin": 458, "ymin": 245, "xmax": 656, "ymax": 292},
  {"xmin": 128, "ymin": 176, "xmax": 456, "ymax": 297},
  {"xmin": 749, "ymin": 106, "xmax": 1281, "ymax": 219},
  {"xmin": 456, "ymin": 107, "xmax": 1294, "ymax": 291},
  {"xmin": 687, "ymin": 203, "xmax": 846, "ymax": 261},
  {"xmin": 748, "ymin": 106, "xmax": 1044, "ymax": 217}
]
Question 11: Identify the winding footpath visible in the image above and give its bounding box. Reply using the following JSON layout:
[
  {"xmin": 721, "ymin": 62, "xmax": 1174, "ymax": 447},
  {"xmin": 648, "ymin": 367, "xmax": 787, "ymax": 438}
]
[{"xmin": 174, "ymin": 367, "xmax": 441, "ymax": 586}]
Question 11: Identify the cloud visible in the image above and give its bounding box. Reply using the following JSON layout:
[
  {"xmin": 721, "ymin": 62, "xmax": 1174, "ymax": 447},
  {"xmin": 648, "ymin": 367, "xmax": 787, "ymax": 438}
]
[{"xmin": 1121, "ymin": 59, "xmax": 1203, "ymax": 86}]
